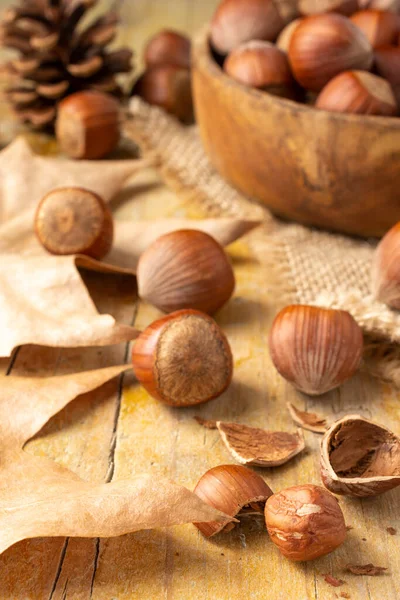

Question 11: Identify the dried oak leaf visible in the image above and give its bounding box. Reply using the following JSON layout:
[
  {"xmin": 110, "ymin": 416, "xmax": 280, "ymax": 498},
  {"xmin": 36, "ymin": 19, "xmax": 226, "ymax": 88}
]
[
  {"xmin": 287, "ymin": 402, "xmax": 328, "ymax": 434},
  {"xmin": 345, "ymin": 564, "xmax": 388, "ymax": 576},
  {"xmin": 0, "ymin": 365, "xmax": 226, "ymax": 554},
  {"xmin": 196, "ymin": 419, "xmax": 305, "ymax": 466},
  {"xmin": 323, "ymin": 574, "xmax": 346, "ymax": 587},
  {"xmin": 0, "ymin": 254, "xmax": 139, "ymax": 357}
]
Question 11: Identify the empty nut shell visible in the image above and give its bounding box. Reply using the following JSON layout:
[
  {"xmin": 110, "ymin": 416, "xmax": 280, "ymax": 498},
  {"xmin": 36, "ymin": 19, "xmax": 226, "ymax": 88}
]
[
  {"xmin": 137, "ymin": 229, "xmax": 235, "ymax": 315},
  {"xmin": 265, "ymin": 484, "xmax": 347, "ymax": 561},
  {"xmin": 131, "ymin": 309, "xmax": 233, "ymax": 407},
  {"xmin": 269, "ymin": 305, "xmax": 364, "ymax": 395},
  {"xmin": 193, "ymin": 464, "xmax": 273, "ymax": 537},
  {"xmin": 321, "ymin": 414, "xmax": 400, "ymax": 497},
  {"xmin": 35, "ymin": 187, "xmax": 113, "ymax": 259}
]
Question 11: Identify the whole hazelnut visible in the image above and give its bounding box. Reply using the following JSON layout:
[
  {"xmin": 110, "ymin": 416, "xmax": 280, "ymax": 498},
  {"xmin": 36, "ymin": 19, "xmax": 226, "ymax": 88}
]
[
  {"xmin": 193, "ymin": 464, "xmax": 273, "ymax": 537},
  {"xmin": 210, "ymin": 0, "xmax": 288, "ymax": 55},
  {"xmin": 269, "ymin": 305, "xmax": 364, "ymax": 395},
  {"xmin": 288, "ymin": 14, "xmax": 373, "ymax": 91},
  {"xmin": 132, "ymin": 65, "xmax": 193, "ymax": 123},
  {"xmin": 55, "ymin": 91, "xmax": 120, "ymax": 159},
  {"xmin": 316, "ymin": 70, "xmax": 397, "ymax": 116},
  {"xmin": 350, "ymin": 9, "xmax": 400, "ymax": 48},
  {"xmin": 144, "ymin": 29, "xmax": 191, "ymax": 69},
  {"xmin": 34, "ymin": 187, "xmax": 113, "ymax": 259},
  {"xmin": 137, "ymin": 229, "xmax": 235, "ymax": 315},
  {"xmin": 131, "ymin": 309, "xmax": 233, "ymax": 407},
  {"xmin": 224, "ymin": 40, "xmax": 296, "ymax": 98},
  {"xmin": 372, "ymin": 221, "xmax": 400, "ymax": 308},
  {"xmin": 265, "ymin": 484, "xmax": 347, "ymax": 561},
  {"xmin": 299, "ymin": 0, "xmax": 359, "ymax": 15}
]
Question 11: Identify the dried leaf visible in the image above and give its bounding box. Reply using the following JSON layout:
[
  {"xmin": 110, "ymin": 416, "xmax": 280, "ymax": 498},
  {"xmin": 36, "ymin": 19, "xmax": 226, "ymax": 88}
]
[
  {"xmin": 0, "ymin": 137, "xmax": 149, "ymax": 224},
  {"xmin": 287, "ymin": 402, "xmax": 328, "ymax": 434},
  {"xmin": 0, "ymin": 254, "xmax": 139, "ymax": 357},
  {"xmin": 215, "ymin": 421, "xmax": 305, "ymax": 467},
  {"xmin": 0, "ymin": 366, "xmax": 226, "ymax": 554},
  {"xmin": 345, "ymin": 564, "xmax": 388, "ymax": 576},
  {"xmin": 323, "ymin": 574, "xmax": 346, "ymax": 587},
  {"xmin": 194, "ymin": 416, "xmax": 218, "ymax": 429}
]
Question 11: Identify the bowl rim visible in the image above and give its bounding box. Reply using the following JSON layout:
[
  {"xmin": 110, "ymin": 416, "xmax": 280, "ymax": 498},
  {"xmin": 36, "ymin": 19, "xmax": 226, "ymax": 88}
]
[{"xmin": 193, "ymin": 26, "xmax": 400, "ymax": 130}]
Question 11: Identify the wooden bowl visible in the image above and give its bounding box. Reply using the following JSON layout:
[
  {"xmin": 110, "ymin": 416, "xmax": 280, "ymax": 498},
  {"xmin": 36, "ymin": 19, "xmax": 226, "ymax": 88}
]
[{"xmin": 192, "ymin": 29, "xmax": 400, "ymax": 238}]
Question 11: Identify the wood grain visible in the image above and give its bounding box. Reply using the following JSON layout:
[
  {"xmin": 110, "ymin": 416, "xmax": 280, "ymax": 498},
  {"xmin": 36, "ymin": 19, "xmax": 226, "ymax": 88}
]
[{"xmin": 0, "ymin": 1, "xmax": 398, "ymax": 599}]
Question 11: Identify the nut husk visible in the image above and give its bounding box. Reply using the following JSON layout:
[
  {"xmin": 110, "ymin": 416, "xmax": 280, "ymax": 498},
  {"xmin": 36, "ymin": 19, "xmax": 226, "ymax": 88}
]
[
  {"xmin": 321, "ymin": 414, "xmax": 400, "ymax": 497},
  {"xmin": 193, "ymin": 464, "xmax": 273, "ymax": 537},
  {"xmin": 137, "ymin": 229, "xmax": 235, "ymax": 315}
]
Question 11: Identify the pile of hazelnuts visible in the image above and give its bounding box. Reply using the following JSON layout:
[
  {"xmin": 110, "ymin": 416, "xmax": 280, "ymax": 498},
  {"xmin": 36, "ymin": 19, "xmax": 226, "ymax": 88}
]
[{"xmin": 211, "ymin": 0, "xmax": 400, "ymax": 117}]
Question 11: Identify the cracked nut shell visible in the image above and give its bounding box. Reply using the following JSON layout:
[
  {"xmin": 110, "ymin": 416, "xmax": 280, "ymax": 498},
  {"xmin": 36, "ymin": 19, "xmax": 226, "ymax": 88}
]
[
  {"xmin": 193, "ymin": 464, "xmax": 273, "ymax": 537},
  {"xmin": 131, "ymin": 309, "xmax": 233, "ymax": 407},
  {"xmin": 265, "ymin": 484, "xmax": 347, "ymax": 561},
  {"xmin": 321, "ymin": 414, "xmax": 400, "ymax": 497}
]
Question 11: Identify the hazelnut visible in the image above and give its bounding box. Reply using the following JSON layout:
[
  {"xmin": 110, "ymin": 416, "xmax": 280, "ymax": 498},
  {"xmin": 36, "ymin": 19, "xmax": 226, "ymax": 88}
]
[
  {"xmin": 210, "ymin": 0, "xmax": 288, "ymax": 55},
  {"xmin": 265, "ymin": 484, "xmax": 347, "ymax": 561},
  {"xmin": 224, "ymin": 40, "xmax": 296, "ymax": 98},
  {"xmin": 288, "ymin": 14, "xmax": 373, "ymax": 91},
  {"xmin": 269, "ymin": 305, "xmax": 364, "ymax": 395},
  {"xmin": 55, "ymin": 91, "xmax": 120, "ymax": 160},
  {"xmin": 132, "ymin": 65, "xmax": 193, "ymax": 123},
  {"xmin": 276, "ymin": 18, "xmax": 303, "ymax": 53},
  {"xmin": 315, "ymin": 70, "xmax": 397, "ymax": 116},
  {"xmin": 375, "ymin": 46, "xmax": 400, "ymax": 107},
  {"xmin": 299, "ymin": 0, "xmax": 359, "ymax": 15},
  {"xmin": 372, "ymin": 221, "xmax": 400, "ymax": 308},
  {"xmin": 34, "ymin": 187, "xmax": 113, "ymax": 259},
  {"xmin": 137, "ymin": 229, "xmax": 235, "ymax": 315},
  {"xmin": 131, "ymin": 309, "xmax": 233, "ymax": 407},
  {"xmin": 193, "ymin": 464, "xmax": 273, "ymax": 537},
  {"xmin": 350, "ymin": 9, "xmax": 400, "ymax": 48},
  {"xmin": 144, "ymin": 29, "xmax": 191, "ymax": 69}
]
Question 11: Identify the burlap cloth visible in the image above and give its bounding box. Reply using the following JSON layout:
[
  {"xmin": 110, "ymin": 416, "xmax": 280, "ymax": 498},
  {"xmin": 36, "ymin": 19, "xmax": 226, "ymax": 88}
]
[{"xmin": 126, "ymin": 98, "xmax": 400, "ymax": 387}]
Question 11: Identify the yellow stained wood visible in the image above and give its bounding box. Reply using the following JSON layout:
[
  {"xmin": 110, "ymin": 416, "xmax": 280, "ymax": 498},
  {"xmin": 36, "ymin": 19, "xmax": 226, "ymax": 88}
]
[{"xmin": 0, "ymin": 1, "xmax": 398, "ymax": 599}]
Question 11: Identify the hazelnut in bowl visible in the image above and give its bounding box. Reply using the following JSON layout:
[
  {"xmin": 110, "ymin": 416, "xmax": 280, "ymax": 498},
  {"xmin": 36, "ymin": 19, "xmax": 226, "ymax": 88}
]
[{"xmin": 192, "ymin": 10, "xmax": 400, "ymax": 238}]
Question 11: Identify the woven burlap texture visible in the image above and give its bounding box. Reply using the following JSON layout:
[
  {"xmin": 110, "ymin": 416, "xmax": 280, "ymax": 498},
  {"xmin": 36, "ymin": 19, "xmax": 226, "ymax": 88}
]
[{"xmin": 126, "ymin": 98, "xmax": 400, "ymax": 386}]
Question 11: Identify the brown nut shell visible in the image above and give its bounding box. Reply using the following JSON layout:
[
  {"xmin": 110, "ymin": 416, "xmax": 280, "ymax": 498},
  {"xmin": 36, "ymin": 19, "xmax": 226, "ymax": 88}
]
[
  {"xmin": 321, "ymin": 414, "xmax": 400, "ymax": 497},
  {"xmin": 269, "ymin": 305, "xmax": 364, "ymax": 395},
  {"xmin": 224, "ymin": 40, "xmax": 296, "ymax": 98},
  {"xmin": 315, "ymin": 70, "xmax": 397, "ymax": 116},
  {"xmin": 288, "ymin": 14, "xmax": 373, "ymax": 92},
  {"xmin": 299, "ymin": 0, "xmax": 359, "ymax": 15},
  {"xmin": 375, "ymin": 46, "xmax": 400, "ymax": 107},
  {"xmin": 132, "ymin": 65, "xmax": 193, "ymax": 124},
  {"xmin": 137, "ymin": 229, "xmax": 235, "ymax": 315},
  {"xmin": 193, "ymin": 464, "xmax": 273, "ymax": 537},
  {"xmin": 144, "ymin": 29, "xmax": 191, "ymax": 69},
  {"xmin": 372, "ymin": 221, "xmax": 400, "ymax": 308},
  {"xmin": 131, "ymin": 309, "xmax": 233, "ymax": 407},
  {"xmin": 363, "ymin": 0, "xmax": 400, "ymax": 11},
  {"xmin": 35, "ymin": 187, "xmax": 114, "ymax": 259},
  {"xmin": 210, "ymin": 0, "xmax": 287, "ymax": 55},
  {"xmin": 55, "ymin": 91, "xmax": 120, "ymax": 160},
  {"xmin": 276, "ymin": 19, "xmax": 303, "ymax": 53},
  {"xmin": 265, "ymin": 484, "xmax": 347, "ymax": 561},
  {"xmin": 350, "ymin": 9, "xmax": 400, "ymax": 48}
]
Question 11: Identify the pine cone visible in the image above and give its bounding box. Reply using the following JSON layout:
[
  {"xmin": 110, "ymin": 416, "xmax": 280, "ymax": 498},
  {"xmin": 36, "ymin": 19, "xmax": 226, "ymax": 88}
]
[{"xmin": 0, "ymin": 0, "xmax": 133, "ymax": 128}]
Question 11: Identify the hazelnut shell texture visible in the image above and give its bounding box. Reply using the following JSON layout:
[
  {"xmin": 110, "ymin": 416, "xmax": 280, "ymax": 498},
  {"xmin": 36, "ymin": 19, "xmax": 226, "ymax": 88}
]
[
  {"xmin": 269, "ymin": 305, "xmax": 364, "ymax": 395},
  {"xmin": 372, "ymin": 221, "xmax": 400, "ymax": 309},
  {"xmin": 35, "ymin": 187, "xmax": 114, "ymax": 259},
  {"xmin": 320, "ymin": 414, "xmax": 400, "ymax": 497},
  {"xmin": 299, "ymin": 0, "xmax": 359, "ymax": 15},
  {"xmin": 144, "ymin": 29, "xmax": 191, "ymax": 69},
  {"xmin": 137, "ymin": 229, "xmax": 235, "ymax": 315},
  {"xmin": 288, "ymin": 14, "xmax": 374, "ymax": 91},
  {"xmin": 131, "ymin": 309, "xmax": 233, "ymax": 407},
  {"xmin": 265, "ymin": 484, "xmax": 347, "ymax": 561},
  {"xmin": 350, "ymin": 9, "xmax": 400, "ymax": 48},
  {"xmin": 193, "ymin": 464, "xmax": 273, "ymax": 537}
]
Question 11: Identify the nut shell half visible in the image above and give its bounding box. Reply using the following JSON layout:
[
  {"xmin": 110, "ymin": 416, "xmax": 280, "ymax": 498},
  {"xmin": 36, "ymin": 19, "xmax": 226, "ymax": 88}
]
[{"xmin": 321, "ymin": 415, "xmax": 400, "ymax": 497}]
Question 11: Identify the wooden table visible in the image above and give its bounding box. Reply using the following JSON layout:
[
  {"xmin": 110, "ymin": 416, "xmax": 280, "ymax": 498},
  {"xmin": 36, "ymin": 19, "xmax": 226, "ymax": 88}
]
[{"xmin": 0, "ymin": 1, "xmax": 399, "ymax": 599}]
